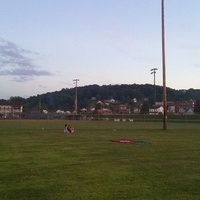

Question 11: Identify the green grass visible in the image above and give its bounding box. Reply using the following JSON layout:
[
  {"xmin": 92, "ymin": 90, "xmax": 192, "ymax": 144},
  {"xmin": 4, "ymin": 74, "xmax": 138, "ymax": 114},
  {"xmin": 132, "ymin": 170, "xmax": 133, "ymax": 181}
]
[{"xmin": 0, "ymin": 120, "xmax": 200, "ymax": 200}]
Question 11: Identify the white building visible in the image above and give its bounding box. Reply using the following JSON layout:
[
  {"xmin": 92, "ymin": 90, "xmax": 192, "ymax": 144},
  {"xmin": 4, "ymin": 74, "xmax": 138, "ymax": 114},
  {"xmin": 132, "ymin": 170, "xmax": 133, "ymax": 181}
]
[
  {"xmin": 149, "ymin": 106, "xmax": 164, "ymax": 115},
  {"xmin": 0, "ymin": 104, "xmax": 23, "ymax": 118}
]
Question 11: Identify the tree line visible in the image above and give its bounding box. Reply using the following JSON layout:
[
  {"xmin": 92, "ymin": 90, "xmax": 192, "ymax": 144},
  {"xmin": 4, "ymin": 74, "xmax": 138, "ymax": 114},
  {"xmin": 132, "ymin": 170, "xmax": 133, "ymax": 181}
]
[{"xmin": 1, "ymin": 84, "xmax": 200, "ymax": 113}]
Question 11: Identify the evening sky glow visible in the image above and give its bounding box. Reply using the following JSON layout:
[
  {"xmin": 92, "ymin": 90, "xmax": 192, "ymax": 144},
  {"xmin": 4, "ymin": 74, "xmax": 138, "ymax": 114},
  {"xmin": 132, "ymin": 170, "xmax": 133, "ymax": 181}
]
[{"xmin": 0, "ymin": 0, "xmax": 200, "ymax": 99}]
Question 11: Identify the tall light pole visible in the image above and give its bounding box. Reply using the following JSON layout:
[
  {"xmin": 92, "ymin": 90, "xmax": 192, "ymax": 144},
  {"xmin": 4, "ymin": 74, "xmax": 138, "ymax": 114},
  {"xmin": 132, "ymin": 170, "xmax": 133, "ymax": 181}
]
[
  {"xmin": 73, "ymin": 79, "xmax": 79, "ymax": 115},
  {"xmin": 151, "ymin": 68, "xmax": 158, "ymax": 111},
  {"xmin": 162, "ymin": 0, "xmax": 167, "ymax": 130}
]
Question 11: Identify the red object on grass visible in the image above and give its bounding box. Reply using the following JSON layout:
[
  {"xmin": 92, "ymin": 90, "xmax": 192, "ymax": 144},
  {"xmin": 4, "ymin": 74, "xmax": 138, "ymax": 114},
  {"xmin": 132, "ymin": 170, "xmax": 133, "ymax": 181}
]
[{"xmin": 111, "ymin": 139, "xmax": 136, "ymax": 143}]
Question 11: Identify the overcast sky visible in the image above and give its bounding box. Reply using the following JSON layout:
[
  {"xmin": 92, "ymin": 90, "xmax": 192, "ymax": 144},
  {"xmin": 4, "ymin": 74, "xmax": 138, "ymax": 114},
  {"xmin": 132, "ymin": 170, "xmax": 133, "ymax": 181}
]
[{"xmin": 0, "ymin": 0, "xmax": 200, "ymax": 99}]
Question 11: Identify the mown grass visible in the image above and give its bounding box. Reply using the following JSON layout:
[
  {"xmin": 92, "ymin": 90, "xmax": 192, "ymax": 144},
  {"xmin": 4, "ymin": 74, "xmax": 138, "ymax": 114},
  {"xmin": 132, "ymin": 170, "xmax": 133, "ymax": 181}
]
[{"xmin": 0, "ymin": 120, "xmax": 200, "ymax": 200}]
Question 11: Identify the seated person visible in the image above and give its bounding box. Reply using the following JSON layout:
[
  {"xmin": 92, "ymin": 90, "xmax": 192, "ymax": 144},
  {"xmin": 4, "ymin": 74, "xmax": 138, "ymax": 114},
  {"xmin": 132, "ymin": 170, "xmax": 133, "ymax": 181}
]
[
  {"xmin": 63, "ymin": 124, "xmax": 69, "ymax": 133},
  {"xmin": 67, "ymin": 124, "xmax": 75, "ymax": 133}
]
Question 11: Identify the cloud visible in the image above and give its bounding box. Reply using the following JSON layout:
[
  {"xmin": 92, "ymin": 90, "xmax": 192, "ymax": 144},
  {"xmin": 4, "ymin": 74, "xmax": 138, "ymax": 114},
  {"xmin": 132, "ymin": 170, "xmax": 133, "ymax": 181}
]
[
  {"xmin": 0, "ymin": 38, "xmax": 52, "ymax": 82},
  {"xmin": 39, "ymin": 84, "xmax": 47, "ymax": 88},
  {"xmin": 11, "ymin": 76, "xmax": 34, "ymax": 83}
]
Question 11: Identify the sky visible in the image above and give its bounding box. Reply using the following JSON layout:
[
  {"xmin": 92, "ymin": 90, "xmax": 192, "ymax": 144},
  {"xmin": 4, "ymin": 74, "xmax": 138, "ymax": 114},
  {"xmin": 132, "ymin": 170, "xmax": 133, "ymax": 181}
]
[{"xmin": 0, "ymin": 0, "xmax": 200, "ymax": 99}]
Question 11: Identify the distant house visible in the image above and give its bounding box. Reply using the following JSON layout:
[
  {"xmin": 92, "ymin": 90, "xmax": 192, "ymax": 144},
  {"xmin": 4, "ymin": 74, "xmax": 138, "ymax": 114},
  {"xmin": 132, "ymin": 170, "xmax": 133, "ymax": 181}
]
[
  {"xmin": 155, "ymin": 101, "xmax": 175, "ymax": 113},
  {"xmin": 56, "ymin": 110, "xmax": 65, "ymax": 114},
  {"xmin": 184, "ymin": 108, "xmax": 194, "ymax": 115},
  {"xmin": 0, "ymin": 103, "xmax": 23, "ymax": 118},
  {"xmin": 80, "ymin": 108, "xmax": 87, "ymax": 113},
  {"xmin": 117, "ymin": 104, "xmax": 131, "ymax": 114},
  {"xmin": 149, "ymin": 106, "xmax": 164, "ymax": 115},
  {"xmin": 175, "ymin": 100, "xmax": 195, "ymax": 113},
  {"xmin": 42, "ymin": 109, "xmax": 48, "ymax": 114},
  {"xmin": 109, "ymin": 99, "xmax": 116, "ymax": 103},
  {"xmin": 133, "ymin": 107, "xmax": 140, "ymax": 114},
  {"xmin": 97, "ymin": 108, "xmax": 112, "ymax": 115},
  {"xmin": 154, "ymin": 100, "xmax": 195, "ymax": 114}
]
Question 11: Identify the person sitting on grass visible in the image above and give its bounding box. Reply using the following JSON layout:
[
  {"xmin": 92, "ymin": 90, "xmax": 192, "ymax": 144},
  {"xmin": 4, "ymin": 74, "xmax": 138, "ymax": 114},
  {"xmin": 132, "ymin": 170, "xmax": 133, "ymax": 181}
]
[
  {"xmin": 63, "ymin": 124, "xmax": 75, "ymax": 133},
  {"xmin": 67, "ymin": 124, "xmax": 75, "ymax": 133},
  {"xmin": 63, "ymin": 124, "xmax": 69, "ymax": 133}
]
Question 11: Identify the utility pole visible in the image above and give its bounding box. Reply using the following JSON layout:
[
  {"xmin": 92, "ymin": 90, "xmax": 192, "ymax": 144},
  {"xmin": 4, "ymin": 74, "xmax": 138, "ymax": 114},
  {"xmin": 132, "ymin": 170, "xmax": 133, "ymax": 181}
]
[
  {"xmin": 162, "ymin": 0, "xmax": 167, "ymax": 130},
  {"xmin": 39, "ymin": 99, "xmax": 41, "ymax": 113},
  {"xmin": 73, "ymin": 79, "xmax": 79, "ymax": 115},
  {"xmin": 151, "ymin": 68, "xmax": 158, "ymax": 113}
]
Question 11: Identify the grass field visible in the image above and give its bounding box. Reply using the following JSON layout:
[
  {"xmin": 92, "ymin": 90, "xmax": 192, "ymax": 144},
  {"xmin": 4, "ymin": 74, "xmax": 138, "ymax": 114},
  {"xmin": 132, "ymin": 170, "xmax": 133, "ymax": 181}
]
[{"xmin": 0, "ymin": 120, "xmax": 200, "ymax": 200}]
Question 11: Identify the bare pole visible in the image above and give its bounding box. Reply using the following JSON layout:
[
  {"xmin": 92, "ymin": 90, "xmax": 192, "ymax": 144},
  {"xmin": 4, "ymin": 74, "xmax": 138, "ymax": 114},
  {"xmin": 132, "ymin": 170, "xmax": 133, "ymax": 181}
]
[
  {"xmin": 151, "ymin": 68, "xmax": 158, "ymax": 114},
  {"xmin": 162, "ymin": 0, "xmax": 167, "ymax": 130},
  {"xmin": 73, "ymin": 79, "xmax": 79, "ymax": 115}
]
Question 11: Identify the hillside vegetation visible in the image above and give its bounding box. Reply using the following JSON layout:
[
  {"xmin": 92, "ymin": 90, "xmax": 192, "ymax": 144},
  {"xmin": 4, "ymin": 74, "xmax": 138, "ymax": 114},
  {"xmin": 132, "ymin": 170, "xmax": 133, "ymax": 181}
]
[{"xmin": 2, "ymin": 84, "xmax": 200, "ymax": 112}]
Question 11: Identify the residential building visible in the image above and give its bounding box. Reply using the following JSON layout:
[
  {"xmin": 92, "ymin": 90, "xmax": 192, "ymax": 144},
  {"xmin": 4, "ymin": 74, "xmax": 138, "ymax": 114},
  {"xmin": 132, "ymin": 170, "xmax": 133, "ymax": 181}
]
[
  {"xmin": 0, "ymin": 103, "xmax": 23, "ymax": 118},
  {"xmin": 175, "ymin": 100, "xmax": 195, "ymax": 113},
  {"xmin": 149, "ymin": 106, "xmax": 164, "ymax": 115},
  {"xmin": 117, "ymin": 104, "xmax": 131, "ymax": 114}
]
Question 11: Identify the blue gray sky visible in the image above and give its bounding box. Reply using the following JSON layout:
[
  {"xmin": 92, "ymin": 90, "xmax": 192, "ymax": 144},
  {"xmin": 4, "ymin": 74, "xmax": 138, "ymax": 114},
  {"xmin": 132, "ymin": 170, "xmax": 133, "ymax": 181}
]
[{"xmin": 0, "ymin": 0, "xmax": 200, "ymax": 99}]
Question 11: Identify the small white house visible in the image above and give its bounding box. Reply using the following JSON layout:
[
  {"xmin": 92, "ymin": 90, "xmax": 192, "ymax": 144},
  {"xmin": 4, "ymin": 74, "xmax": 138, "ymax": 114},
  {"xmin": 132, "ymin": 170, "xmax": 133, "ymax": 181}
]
[
  {"xmin": 42, "ymin": 109, "xmax": 48, "ymax": 114},
  {"xmin": 149, "ymin": 106, "xmax": 164, "ymax": 115},
  {"xmin": 56, "ymin": 110, "xmax": 65, "ymax": 114}
]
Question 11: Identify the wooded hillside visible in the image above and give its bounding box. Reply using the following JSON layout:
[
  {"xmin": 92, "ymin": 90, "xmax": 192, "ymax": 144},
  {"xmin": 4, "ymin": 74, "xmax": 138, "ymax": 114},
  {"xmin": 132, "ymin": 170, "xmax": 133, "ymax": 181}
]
[{"xmin": 2, "ymin": 84, "xmax": 200, "ymax": 112}]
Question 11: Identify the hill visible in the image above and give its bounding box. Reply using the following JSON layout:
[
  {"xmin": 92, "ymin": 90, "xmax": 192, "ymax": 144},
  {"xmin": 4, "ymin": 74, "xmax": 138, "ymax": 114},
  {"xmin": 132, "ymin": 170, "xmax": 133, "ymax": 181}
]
[{"xmin": 23, "ymin": 84, "xmax": 200, "ymax": 112}]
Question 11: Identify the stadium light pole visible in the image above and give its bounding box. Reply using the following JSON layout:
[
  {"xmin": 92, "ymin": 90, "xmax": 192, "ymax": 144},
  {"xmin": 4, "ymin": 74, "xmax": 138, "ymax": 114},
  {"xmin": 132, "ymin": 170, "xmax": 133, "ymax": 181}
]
[
  {"xmin": 161, "ymin": 0, "xmax": 167, "ymax": 130},
  {"xmin": 151, "ymin": 68, "xmax": 158, "ymax": 112},
  {"xmin": 73, "ymin": 79, "xmax": 79, "ymax": 115}
]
